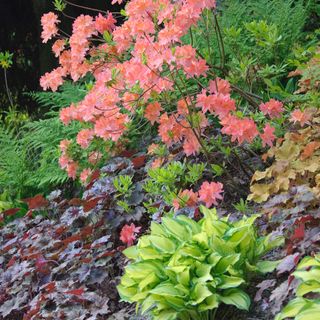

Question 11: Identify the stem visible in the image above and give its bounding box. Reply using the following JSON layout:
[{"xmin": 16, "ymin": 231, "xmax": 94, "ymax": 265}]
[
  {"xmin": 61, "ymin": 11, "xmax": 75, "ymax": 20},
  {"xmin": 205, "ymin": 10, "xmax": 213, "ymax": 67},
  {"xmin": 239, "ymin": 145, "xmax": 261, "ymax": 160},
  {"xmin": 172, "ymin": 113, "xmax": 192, "ymax": 130},
  {"xmin": 222, "ymin": 163, "xmax": 237, "ymax": 186},
  {"xmin": 213, "ymin": 17, "xmax": 223, "ymax": 70},
  {"xmin": 172, "ymin": 71, "xmax": 212, "ymax": 162},
  {"xmin": 58, "ymin": 28, "xmax": 71, "ymax": 37},
  {"xmin": 200, "ymin": 14, "xmax": 264, "ymax": 109},
  {"xmin": 211, "ymin": 308, "xmax": 217, "ymax": 320},
  {"xmin": 232, "ymin": 149, "xmax": 254, "ymax": 179},
  {"xmin": 213, "ymin": 14, "xmax": 225, "ymax": 70},
  {"xmin": 206, "ymin": 70, "xmax": 262, "ymax": 108},
  {"xmin": 189, "ymin": 28, "xmax": 194, "ymax": 47},
  {"xmin": 64, "ymin": 0, "xmax": 108, "ymax": 14},
  {"xmin": 4, "ymin": 69, "xmax": 14, "ymax": 108},
  {"xmin": 230, "ymin": 84, "xmax": 260, "ymax": 109},
  {"xmin": 196, "ymin": 49, "xmax": 224, "ymax": 72}
]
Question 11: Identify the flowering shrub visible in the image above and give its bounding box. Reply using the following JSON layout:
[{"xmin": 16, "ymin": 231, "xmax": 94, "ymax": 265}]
[{"xmin": 40, "ymin": 0, "xmax": 284, "ymax": 182}]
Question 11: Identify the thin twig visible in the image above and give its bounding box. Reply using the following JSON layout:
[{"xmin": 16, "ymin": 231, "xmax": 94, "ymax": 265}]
[
  {"xmin": 61, "ymin": 11, "xmax": 75, "ymax": 20},
  {"xmin": 64, "ymin": 0, "xmax": 108, "ymax": 15},
  {"xmin": 213, "ymin": 13, "xmax": 225, "ymax": 70},
  {"xmin": 232, "ymin": 150, "xmax": 254, "ymax": 179},
  {"xmin": 4, "ymin": 69, "xmax": 14, "ymax": 107}
]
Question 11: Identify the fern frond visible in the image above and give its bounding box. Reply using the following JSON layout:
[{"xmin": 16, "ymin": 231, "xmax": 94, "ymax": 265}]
[
  {"xmin": 0, "ymin": 82, "xmax": 86, "ymax": 197},
  {"xmin": 0, "ymin": 127, "xmax": 30, "ymax": 197},
  {"xmin": 26, "ymin": 81, "xmax": 87, "ymax": 110}
]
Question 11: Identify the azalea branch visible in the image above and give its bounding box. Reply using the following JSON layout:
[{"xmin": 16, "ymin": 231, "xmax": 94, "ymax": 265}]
[
  {"xmin": 232, "ymin": 149, "xmax": 254, "ymax": 179},
  {"xmin": 172, "ymin": 70, "xmax": 212, "ymax": 162},
  {"xmin": 88, "ymin": 37, "xmax": 107, "ymax": 43},
  {"xmin": 198, "ymin": 14, "xmax": 262, "ymax": 109},
  {"xmin": 213, "ymin": 25, "xmax": 223, "ymax": 70},
  {"xmin": 230, "ymin": 84, "xmax": 261, "ymax": 109},
  {"xmin": 126, "ymin": 118, "xmax": 150, "ymax": 135},
  {"xmin": 58, "ymin": 28, "xmax": 71, "ymax": 37},
  {"xmin": 239, "ymin": 145, "xmax": 262, "ymax": 160},
  {"xmin": 205, "ymin": 10, "xmax": 213, "ymax": 67},
  {"xmin": 61, "ymin": 11, "xmax": 76, "ymax": 20},
  {"xmin": 185, "ymin": 72, "xmax": 207, "ymax": 90},
  {"xmin": 195, "ymin": 49, "xmax": 224, "ymax": 72},
  {"xmin": 94, "ymin": 106, "xmax": 120, "ymax": 112},
  {"xmin": 63, "ymin": 0, "xmax": 108, "ymax": 15},
  {"xmin": 189, "ymin": 28, "xmax": 194, "ymax": 47},
  {"xmin": 202, "ymin": 14, "xmax": 263, "ymax": 108},
  {"xmin": 144, "ymin": 62, "xmax": 175, "ymax": 85},
  {"xmin": 213, "ymin": 13, "xmax": 225, "ymax": 70},
  {"xmin": 123, "ymin": 84, "xmax": 157, "ymax": 104},
  {"xmin": 238, "ymin": 90, "xmax": 264, "ymax": 101},
  {"xmin": 172, "ymin": 113, "xmax": 193, "ymax": 130},
  {"xmin": 205, "ymin": 70, "xmax": 262, "ymax": 108}
]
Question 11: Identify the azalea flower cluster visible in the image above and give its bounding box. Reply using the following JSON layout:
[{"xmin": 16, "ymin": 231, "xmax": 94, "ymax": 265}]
[
  {"xmin": 58, "ymin": 139, "xmax": 79, "ymax": 180},
  {"xmin": 40, "ymin": 0, "xmax": 284, "ymax": 181},
  {"xmin": 173, "ymin": 181, "xmax": 223, "ymax": 210},
  {"xmin": 120, "ymin": 223, "xmax": 141, "ymax": 246}
]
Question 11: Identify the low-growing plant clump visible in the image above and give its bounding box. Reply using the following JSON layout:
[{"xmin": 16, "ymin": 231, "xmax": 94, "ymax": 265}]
[{"xmin": 118, "ymin": 206, "xmax": 283, "ymax": 319}]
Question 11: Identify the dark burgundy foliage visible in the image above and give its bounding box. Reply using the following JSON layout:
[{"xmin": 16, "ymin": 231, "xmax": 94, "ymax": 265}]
[{"xmin": 0, "ymin": 155, "xmax": 151, "ymax": 320}]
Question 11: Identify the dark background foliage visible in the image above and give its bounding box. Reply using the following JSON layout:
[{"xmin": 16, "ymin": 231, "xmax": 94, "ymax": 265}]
[{"xmin": 0, "ymin": 0, "xmax": 123, "ymax": 114}]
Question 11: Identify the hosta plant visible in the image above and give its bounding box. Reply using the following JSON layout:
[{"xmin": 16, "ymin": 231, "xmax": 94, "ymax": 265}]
[
  {"xmin": 275, "ymin": 254, "xmax": 320, "ymax": 320},
  {"xmin": 117, "ymin": 206, "xmax": 283, "ymax": 319}
]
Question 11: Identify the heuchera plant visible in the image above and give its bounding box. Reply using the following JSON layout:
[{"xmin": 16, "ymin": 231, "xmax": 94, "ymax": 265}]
[
  {"xmin": 249, "ymin": 109, "xmax": 320, "ymax": 204},
  {"xmin": 40, "ymin": 0, "xmax": 283, "ymax": 183},
  {"xmin": 117, "ymin": 206, "xmax": 283, "ymax": 319},
  {"xmin": 0, "ymin": 194, "xmax": 119, "ymax": 319}
]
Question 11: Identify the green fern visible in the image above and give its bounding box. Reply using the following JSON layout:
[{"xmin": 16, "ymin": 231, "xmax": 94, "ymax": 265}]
[
  {"xmin": 0, "ymin": 127, "xmax": 30, "ymax": 197},
  {"xmin": 0, "ymin": 83, "xmax": 87, "ymax": 198},
  {"xmin": 22, "ymin": 83, "xmax": 86, "ymax": 191},
  {"xmin": 22, "ymin": 114, "xmax": 81, "ymax": 189},
  {"xmin": 26, "ymin": 82, "xmax": 86, "ymax": 110}
]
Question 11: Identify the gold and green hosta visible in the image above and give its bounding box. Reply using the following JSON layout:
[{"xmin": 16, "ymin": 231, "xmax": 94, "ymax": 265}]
[{"xmin": 118, "ymin": 207, "xmax": 283, "ymax": 320}]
